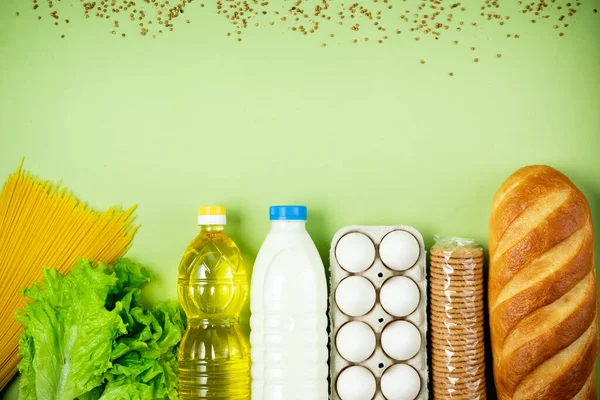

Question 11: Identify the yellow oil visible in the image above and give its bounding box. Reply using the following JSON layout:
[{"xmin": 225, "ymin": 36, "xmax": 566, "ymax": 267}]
[{"xmin": 177, "ymin": 225, "xmax": 250, "ymax": 399}]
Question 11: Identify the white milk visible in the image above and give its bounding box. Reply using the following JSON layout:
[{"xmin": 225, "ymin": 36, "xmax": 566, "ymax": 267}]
[{"xmin": 250, "ymin": 205, "xmax": 328, "ymax": 400}]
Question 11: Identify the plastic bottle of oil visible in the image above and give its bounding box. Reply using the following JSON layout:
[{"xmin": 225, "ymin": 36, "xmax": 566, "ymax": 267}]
[{"xmin": 178, "ymin": 206, "xmax": 250, "ymax": 399}]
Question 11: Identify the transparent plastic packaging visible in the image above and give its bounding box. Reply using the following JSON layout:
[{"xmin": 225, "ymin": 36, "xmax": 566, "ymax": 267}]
[
  {"xmin": 178, "ymin": 217, "xmax": 250, "ymax": 399},
  {"xmin": 429, "ymin": 235, "xmax": 486, "ymax": 399}
]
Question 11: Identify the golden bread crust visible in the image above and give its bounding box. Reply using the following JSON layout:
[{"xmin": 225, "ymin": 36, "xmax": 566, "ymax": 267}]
[{"xmin": 489, "ymin": 165, "xmax": 598, "ymax": 399}]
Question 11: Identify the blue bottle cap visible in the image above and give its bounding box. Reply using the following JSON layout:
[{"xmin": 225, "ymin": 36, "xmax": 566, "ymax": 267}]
[{"xmin": 269, "ymin": 205, "xmax": 307, "ymax": 221}]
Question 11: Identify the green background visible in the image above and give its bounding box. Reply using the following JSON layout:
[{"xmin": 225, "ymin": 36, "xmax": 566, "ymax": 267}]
[{"xmin": 1, "ymin": 0, "xmax": 599, "ymax": 397}]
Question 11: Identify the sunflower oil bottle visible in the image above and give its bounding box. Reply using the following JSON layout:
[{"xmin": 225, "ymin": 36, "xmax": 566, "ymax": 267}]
[{"xmin": 178, "ymin": 206, "xmax": 250, "ymax": 399}]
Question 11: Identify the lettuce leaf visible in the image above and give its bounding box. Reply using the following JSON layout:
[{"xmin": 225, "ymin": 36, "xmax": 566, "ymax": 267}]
[
  {"xmin": 101, "ymin": 264, "xmax": 183, "ymax": 400},
  {"xmin": 17, "ymin": 259, "xmax": 184, "ymax": 400},
  {"xmin": 17, "ymin": 261, "xmax": 125, "ymax": 400}
]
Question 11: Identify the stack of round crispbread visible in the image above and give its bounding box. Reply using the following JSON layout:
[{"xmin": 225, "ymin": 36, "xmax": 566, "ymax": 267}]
[{"xmin": 429, "ymin": 245, "xmax": 486, "ymax": 400}]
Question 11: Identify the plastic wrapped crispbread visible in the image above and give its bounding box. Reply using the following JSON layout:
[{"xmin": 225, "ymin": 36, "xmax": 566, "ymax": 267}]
[{"xmin": 429, "ymin": 235, "xmax": 486, "ymax": 400}]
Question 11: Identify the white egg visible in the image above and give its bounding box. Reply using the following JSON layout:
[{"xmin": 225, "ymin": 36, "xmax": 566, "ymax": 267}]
[
  {"xmin": 380, "ymin": 364, "xmax": 421, "ymax": 400},
  {"xmin": 379, "ymin": 230, "xmax": 420, "ymax": 271},
  {"xmin": 335, "ymin": 276, "xmax": 376, "ymax": 317},
  {"xmin": 381, "ymin": 321, "xmax": 422, "ymax": 361},
  {"xmin": 336, "ymin": 366, "xmax": 377, "ymax": 400},
  {"xmin": 380, "ymin": 276, "xmax": 420, "ymax": 317},
  {"xmin": 336, "ymin": 321, "xmax": 376, "ymax": 363},
  {"xmin": 336, "ymin": 232, "xmax": 376, "ymax": 273}
]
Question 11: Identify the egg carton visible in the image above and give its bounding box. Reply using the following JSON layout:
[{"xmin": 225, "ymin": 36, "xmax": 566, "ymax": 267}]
[{"xmin": 329, "ymin": 225, "xmax": 428, "ymax": 400}]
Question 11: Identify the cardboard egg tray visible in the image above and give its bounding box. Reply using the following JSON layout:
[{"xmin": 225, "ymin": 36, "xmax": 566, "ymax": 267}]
[{"xmin": 329, "ymin": 225, "xmax": 429, "ymax": 400}]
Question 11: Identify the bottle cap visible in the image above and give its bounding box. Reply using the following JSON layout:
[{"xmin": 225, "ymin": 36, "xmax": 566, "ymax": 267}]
[
  {"xmin": 269, "ymin": 205, "xmax": 307, "ymax": 221},
  {"xmin": 198, "ymin": 206, "xmax": 226, "ymax": 225}
]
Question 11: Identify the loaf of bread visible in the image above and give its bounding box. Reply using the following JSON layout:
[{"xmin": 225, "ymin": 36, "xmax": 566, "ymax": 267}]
[{"xmin": 488, "ymin": 165, "xmax": 598, "ymax": 400}]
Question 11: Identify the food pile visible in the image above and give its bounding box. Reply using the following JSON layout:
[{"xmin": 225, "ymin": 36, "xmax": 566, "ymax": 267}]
[{"xmin": 0, "ymin": 159, "xmax": 596, "ymax": 400}]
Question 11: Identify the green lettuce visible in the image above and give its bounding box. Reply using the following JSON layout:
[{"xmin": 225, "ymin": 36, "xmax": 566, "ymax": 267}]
[{"xmin": 17, "ymin": 259, "xmax": 185, "ymax": 400}]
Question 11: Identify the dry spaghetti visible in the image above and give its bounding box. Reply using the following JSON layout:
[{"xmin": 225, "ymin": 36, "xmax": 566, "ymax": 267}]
[{"xmin": 0, "ymin": 160, "xmax": 139, "ymax": 390}]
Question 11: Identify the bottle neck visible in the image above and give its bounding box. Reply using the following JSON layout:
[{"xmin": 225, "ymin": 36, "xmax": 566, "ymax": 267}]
[
  {"xmin": 200, "ymin": 224, "xmax": 224, "ymax": 232},
  {"xmin": 270, "ymin": 220, "xmax": 307, "ymax": 232}
]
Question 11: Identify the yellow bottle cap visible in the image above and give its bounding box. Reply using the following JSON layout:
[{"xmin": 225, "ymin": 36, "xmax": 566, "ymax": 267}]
[
  {"xmin": 198, "ymin": 206, "xmax": 226, "ymax": 216},
  {"xmin": 198, "ymin": 206, "xmax": 226, "ymax": 225}
]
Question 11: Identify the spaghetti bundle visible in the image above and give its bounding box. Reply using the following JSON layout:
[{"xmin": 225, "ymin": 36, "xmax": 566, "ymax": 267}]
[{"xmin": 0, "ymin": 161, "xmax": 139, "ymax": 390}]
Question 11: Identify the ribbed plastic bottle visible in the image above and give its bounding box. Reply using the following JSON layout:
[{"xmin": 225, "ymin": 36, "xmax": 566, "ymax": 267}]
[
  {"xmin": 250, "ymin": 205, "xmax": 329, "ymax": 400},
  {"xmin": 177, "ymin": 206, "xmax": 250, "ymax": 400}
]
